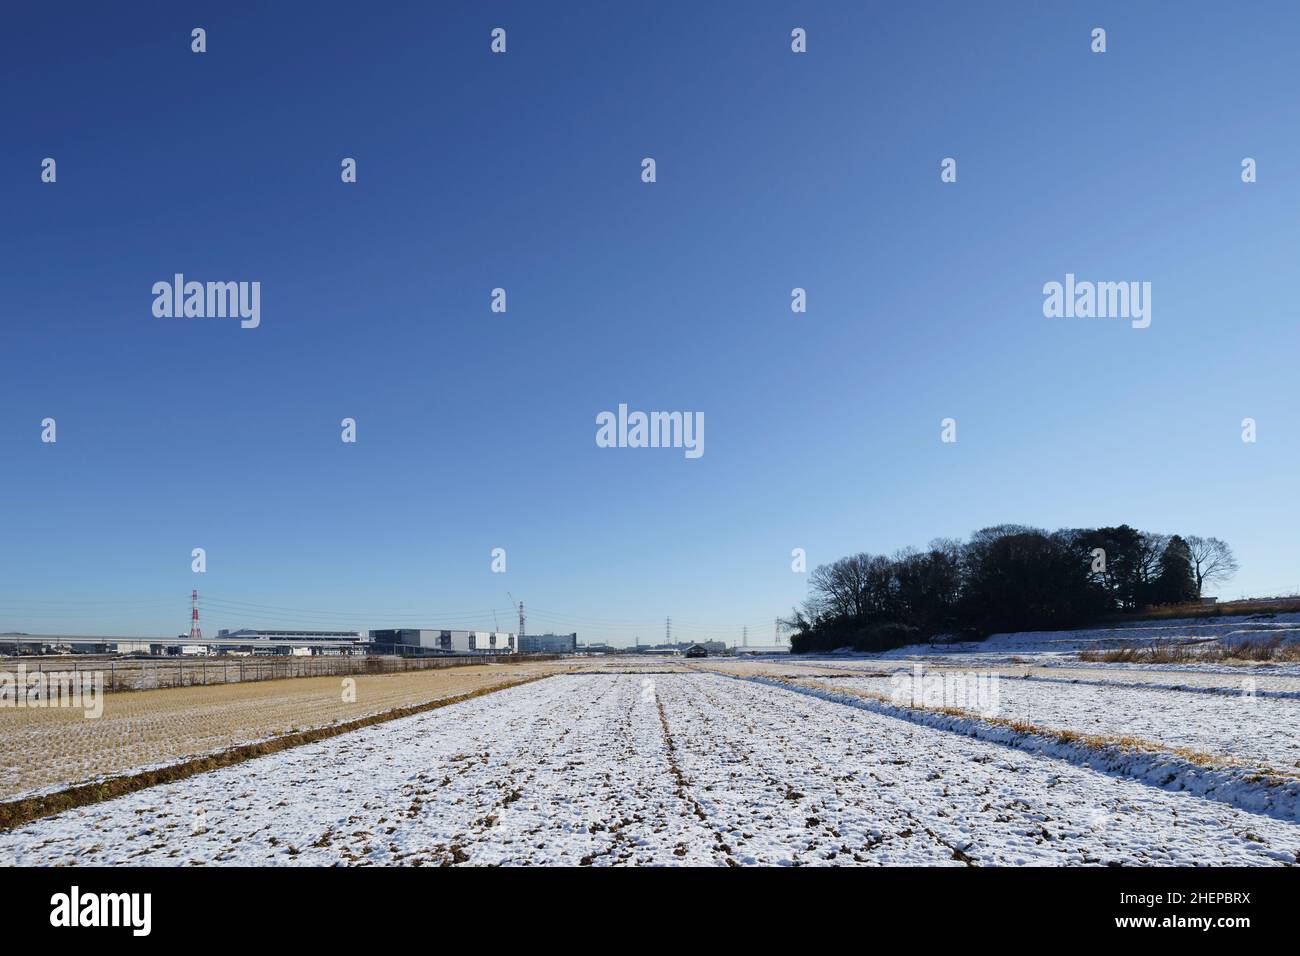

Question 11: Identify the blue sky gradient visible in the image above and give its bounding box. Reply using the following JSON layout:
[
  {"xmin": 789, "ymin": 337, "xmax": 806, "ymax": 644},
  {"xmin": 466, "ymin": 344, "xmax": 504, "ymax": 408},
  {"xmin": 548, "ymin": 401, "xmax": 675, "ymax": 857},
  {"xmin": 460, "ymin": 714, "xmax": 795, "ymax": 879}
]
[{"xmin": 3, "ymin": 2, "xmax": 1298, "ymax": 642}]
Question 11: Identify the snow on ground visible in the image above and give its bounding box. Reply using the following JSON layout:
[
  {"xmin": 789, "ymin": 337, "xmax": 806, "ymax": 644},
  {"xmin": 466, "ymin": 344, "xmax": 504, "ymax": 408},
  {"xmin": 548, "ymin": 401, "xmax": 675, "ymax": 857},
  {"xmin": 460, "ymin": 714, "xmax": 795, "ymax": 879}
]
[
  {"xmin": 2, "ymin": 673, "xmax": 1298, "ymax": 866},
  {"xmin": 0, "ymin": 672, "xmax": 717, "ymax": 866},
  {"xmin": 811, "ymin": 672, "xmax": 1300, "ymax": 773},
  {"xmin": 766, "ymin": 655, "xmax": 1300, "ymax": 692},
  {"xmin": 978, "ymin": 614, "xmax": 1300, "ymax": 653},
  {"xmin": 848, "ymin": 613, "xmax": 1300, "ymax": 661},
  {"xmin": 768, "ymin": 656, "xmax": 1300, "ymax": 695},
  {"xmin": 0, "ymin": 666, "xmax": 560, "ymax": 803}
]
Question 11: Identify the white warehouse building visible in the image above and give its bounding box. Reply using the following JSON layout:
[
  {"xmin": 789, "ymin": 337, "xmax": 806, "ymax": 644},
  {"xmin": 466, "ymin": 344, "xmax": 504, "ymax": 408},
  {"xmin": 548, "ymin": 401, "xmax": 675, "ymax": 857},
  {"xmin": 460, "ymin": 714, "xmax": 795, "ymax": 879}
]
[{"xmin": 369, "ymin": 629, "xmax": 516, "ymax": 655}]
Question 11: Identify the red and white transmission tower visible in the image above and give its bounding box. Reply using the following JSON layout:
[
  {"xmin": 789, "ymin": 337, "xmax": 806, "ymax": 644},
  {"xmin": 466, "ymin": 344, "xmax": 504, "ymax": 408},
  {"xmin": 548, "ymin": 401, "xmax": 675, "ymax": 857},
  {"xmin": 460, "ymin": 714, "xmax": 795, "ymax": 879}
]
[{"xmin": 189, "ymin": 589, "xmax": 202, "ymax": 640}]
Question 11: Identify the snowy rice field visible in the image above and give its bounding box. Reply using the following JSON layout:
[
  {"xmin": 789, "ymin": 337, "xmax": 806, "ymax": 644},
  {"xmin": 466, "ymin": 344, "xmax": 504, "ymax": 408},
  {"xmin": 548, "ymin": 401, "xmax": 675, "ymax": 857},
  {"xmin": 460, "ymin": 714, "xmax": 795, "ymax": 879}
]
[
  {"xmin": 3, "ymin": 672, "xmax": 1298, "ymax": 866},
  {"xmin": 812, "ymin": 671, "xmax": 1300, "ymax": 772}
]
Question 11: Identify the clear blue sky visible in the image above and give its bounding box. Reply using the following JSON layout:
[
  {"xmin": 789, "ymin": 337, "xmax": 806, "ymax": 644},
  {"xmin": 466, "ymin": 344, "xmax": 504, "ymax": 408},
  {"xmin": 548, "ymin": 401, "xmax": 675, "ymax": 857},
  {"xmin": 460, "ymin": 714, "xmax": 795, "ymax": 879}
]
[{"xmin": 2, "ymin": 1, "xmax": 1298, "ymax": 642}]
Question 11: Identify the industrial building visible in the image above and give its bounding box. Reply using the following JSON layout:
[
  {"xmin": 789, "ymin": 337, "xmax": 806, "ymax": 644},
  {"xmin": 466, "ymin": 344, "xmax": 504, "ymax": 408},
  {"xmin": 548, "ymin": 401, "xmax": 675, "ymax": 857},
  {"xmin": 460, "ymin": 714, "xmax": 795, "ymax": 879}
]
[
  {"xmin": 369, "ymin": 629, "xmax": 517, "ymax": 655},
  {"xmin": 1, "ymin": 631, "xmax": 368, "ymax": 657},
  {"xmin": 518, "ymin": 632, "xmax": 577, "ymax": 654},
  {"xmin": 213, "ymin": 629, "xmax": 367, "ymax": 656}
]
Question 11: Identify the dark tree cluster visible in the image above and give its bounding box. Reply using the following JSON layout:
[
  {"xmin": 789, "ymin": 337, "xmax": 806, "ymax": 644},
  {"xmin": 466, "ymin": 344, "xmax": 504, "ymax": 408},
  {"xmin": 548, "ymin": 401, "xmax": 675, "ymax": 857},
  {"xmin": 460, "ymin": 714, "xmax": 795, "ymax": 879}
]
[{"xmin": 783, "ymin": 525, "xmax": 1237, "ymax": 654}]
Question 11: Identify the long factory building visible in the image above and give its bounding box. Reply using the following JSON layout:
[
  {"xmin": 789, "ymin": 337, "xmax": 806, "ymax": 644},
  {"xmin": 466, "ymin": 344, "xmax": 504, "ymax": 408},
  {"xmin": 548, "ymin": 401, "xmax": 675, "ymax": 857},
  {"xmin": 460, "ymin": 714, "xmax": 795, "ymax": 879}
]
[
  {"xmin": 368, "ymin": 629, "xmax": 517, "ymax": 655},
  {"xmin": 4, "ymin": 628, "xmax": 519, "ymax": 658}
]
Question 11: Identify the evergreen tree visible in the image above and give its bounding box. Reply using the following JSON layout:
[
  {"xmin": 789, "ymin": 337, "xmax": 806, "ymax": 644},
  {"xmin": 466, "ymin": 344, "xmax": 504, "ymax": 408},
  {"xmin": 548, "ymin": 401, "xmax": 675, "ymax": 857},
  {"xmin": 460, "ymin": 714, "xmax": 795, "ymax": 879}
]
[{"xmin": 1152, "ymin": 535, "xmax": 1199, "ymax": 605}]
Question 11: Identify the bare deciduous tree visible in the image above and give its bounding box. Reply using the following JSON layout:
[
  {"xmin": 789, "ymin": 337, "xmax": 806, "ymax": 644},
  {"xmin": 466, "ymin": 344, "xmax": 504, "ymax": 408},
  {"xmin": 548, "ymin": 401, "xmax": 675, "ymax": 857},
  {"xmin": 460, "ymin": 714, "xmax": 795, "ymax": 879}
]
[
  {"xmin": 808, "ymin": 553, "xmax": 876, "ymax": 620},
  {"xmin": 1185, "ymin": 536, "xmax": 1239, "ymax": 597},
  {"xmin": 1137, "ymin": 532, "xmax": 1170, "ymax": 586}
]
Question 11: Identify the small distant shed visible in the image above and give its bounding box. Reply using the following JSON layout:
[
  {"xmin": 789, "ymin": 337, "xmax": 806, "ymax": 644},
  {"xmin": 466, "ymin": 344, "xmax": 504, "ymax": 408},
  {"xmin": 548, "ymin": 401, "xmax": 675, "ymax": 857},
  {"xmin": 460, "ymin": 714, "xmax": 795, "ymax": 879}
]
[{"xmin": 683, "ymin": 644, "xmax": 708, "ymax": 658}]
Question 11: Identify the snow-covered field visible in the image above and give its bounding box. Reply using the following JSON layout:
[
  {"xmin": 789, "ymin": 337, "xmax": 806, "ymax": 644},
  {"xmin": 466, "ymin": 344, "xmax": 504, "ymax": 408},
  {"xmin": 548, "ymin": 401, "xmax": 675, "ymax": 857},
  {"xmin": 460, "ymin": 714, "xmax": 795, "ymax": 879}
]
[
  {"xmin": 3, "ymin": 672, "xmax": 1298, "ymax": 866},
  {"xmin": 0, "ymin": 665, "xmax": 559, "ymax": 802},
  {"xmin": 807, "ymin": 672, "xmax": 1300, "ymax": 773},
  {"xmin": 764, "ymin": 657, "xmax": 1300, "ymax": 705},
  {"xmin": 856, "ymin": 613, "xmax": 1300, "ymax": 661}
]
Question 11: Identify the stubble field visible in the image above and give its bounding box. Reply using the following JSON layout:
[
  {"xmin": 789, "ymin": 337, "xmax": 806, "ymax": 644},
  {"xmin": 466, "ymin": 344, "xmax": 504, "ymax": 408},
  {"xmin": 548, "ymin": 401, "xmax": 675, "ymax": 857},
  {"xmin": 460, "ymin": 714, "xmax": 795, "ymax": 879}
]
[{"xmin": 0, "ymin": 661, "xmax": 566, "ymax": 802}]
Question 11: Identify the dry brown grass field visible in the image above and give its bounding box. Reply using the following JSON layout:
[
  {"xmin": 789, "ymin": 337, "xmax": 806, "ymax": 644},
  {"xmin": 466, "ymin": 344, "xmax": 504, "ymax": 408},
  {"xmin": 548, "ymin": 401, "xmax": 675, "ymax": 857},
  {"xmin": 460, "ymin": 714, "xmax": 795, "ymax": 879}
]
[
  {"xmin": 0, "ymin": 660, "xmax": 571, "ymax": 802},
  {"xmin": 1117, "ymin": 596, "xmax": 1300, "ymax": 621}
]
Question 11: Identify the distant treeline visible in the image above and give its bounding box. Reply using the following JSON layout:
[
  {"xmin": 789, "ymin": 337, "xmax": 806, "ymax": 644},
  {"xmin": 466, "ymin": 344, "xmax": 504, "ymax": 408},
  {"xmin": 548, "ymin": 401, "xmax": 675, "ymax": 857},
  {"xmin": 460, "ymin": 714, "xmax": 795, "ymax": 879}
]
[{"xmin": 783, "ymin": 525, "xmax": 1238, "ymax": 654}]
